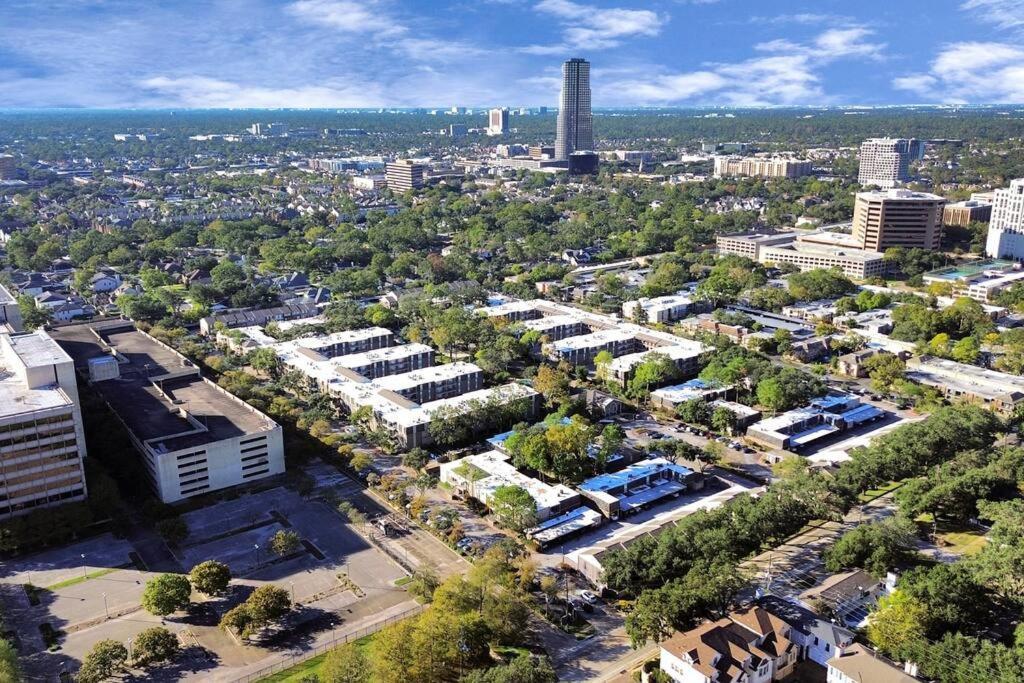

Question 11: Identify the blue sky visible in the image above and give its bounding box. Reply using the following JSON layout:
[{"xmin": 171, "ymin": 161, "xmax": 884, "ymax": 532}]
[{"xmin": 1, "ymin": 0, "xmax": 1023, "ymax": 108}]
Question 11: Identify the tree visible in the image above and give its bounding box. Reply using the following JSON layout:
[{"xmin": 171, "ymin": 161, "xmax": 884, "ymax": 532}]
[
  {"xmin": 695, "ymin": 442, "xmax": 723, "ymax": 473},
  {"xmin": 676, "ymin": 398, "xmax": 712, "ymax": 426},
  {"xmin": 270, "ymin": 529, "xmax": 301, "ymax": 557},
  {"xmin": 133, "ymin": 626, "xmax": 180, "ymax": 666},
  {"xmin": 711, "ymin": 406, "xmax": 737, "ymax": 436},
  {"xmin": 189, "ymin": 560, "xmax": 231, "ymax": 596},
  {"xmin": 460, "ymin": 654, "xmax": 558, "ymax": 683},
  {"xmin": 868, "ymin": 590, "xmax": 929, "ymax": 659},
  {"xmin": 248, "ymin": 347, "xmax": 280, "ymax": 376},
  {"xmin": 824, "ymin": 517, "xmax": 917, "ymax": 578},
  {"xmin": 246, "ymin": 584, "xmax": 292, "ymax": 623},
  {"xmin": 533, "ymin": 364, "xmax": 571, "ymax": 407},
  {"xmin": 627, "ymin": 352, "xmax": 679, "ymax": 399},
  {"xmin": 407, "ymin": 567, "xmax": 441, "ymax": 602},
  {"xmin": 0, "ymin": 638, "xmax": 19, "ymax": 683},
  {"xmin": 77, "ymin": 639, "xmax": 128, "ymax": 683},
  {"xmin": 320, "ymin": 642, "xmax": 371, "ymax": 683},
  {"xmin": 490, "ymin": 485, "xmax": 537, "ymax": 533},
  {"xmin": 865, "ymin": 353, "xmax": 905, "ymax": 393},
  {"xmin": 141, "ymin": 573, "xmax": 192, "ymax": 616},
  {"xmin": 402, "ymin": 447, "xmax": 430, "ymax": 469},
  {"xmin": 349, "ymin": 449, "xmax": 374, "ymax": 473}
]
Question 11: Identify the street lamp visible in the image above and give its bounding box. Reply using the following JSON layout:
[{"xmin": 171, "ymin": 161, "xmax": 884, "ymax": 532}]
[
  {"xmin": 290, "ymin": 581, "xmax": 295, "ymax": 604},
  {"xmin": 127, "ymin": 638, "xmax": 133, "ymax": 665},
  {"xmin": 102, "ymin": 592, "xmax": 108, "ymax": 619},
  {"xmin": 254, "ymin": 543, "xmax": 260, "ymax": 568},
  {"xmin": 81, "ymin": 554, "xmax": 86, "ymax": 579}
]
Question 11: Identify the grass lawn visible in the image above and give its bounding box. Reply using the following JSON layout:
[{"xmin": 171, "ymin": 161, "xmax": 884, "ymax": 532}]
[
  {"xmin": 258, "ymin": 635, "xmax": 375, "ymax": 683},
  {"xmin": 857, "ymin": 480, "xmax": 904, "ymax": 503},
  {"xmin": 394, "ymin": 576, "xmax": 413, "ymax": 587},
  {"xmin": 937, "ymin": 528, "xmax": 988, "ymax": 556},
  {"xmin": 45, "ymin": 567, "xmax": 118, "ymax": 591}
]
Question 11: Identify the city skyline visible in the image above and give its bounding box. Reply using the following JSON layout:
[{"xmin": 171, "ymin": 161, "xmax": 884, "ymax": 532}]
[{"xmin": 1, "ymin": 0, "xmax": 1024, "ymax": 109}]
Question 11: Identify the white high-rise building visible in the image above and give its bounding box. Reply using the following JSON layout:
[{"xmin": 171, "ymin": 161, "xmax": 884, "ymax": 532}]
[
  {"xmin": 857, "ymin": 138, "xmax": 923, "ymax": 189},
  {"xmin": 985, "ymin": 179, "xmax": 1024, "ymax": 260},
  {"xmin": 0, "ymin": 330, "xmax": 89, "ymax": 518},
  {"xmin": 487, "ymin": 108, "xmax": 510, "ymax": 136}
]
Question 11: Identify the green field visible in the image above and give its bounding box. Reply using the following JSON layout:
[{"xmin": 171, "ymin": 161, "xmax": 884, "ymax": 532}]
[
  {"xmin": 857, "ymin": 480, "xmax": 904, "ymax": 503},
  {"xmin": 45, "ymin": 567, "xmax": 119, "ymax": 591},
  {"xmin": 258, "ymin": 635, "xmax": 375, "ymax": 683}
]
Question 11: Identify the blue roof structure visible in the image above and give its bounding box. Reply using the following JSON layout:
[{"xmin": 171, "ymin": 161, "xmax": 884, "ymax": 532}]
[{"xmin": 579, "ymin": 458, "xmax": 694, "ymax": 494}]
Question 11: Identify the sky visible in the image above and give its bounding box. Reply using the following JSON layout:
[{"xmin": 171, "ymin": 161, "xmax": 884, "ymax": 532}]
[{"xmin": 1, "ymin": 0, "xmax": 1024, "ymax": 109}]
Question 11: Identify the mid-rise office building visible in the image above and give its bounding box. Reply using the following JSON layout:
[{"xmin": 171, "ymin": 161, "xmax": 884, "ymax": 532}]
[
  {"xmin": 713, "ymin": 156, "xmax": 814, "ymax": 179},
  {"xmin": 249, "ymin": 122, "xmax": 289, "ymax": 136},
  {"xmin": 857, "ymin": 138, "xmax": 922, "ymax": 189},
  {"xmin": 852, "ymin": 189, "xmax": 945, "ymax": 252},
  {"xmin": 943, "ymin": 199, "xmax": 992, "ymax": 227},
  {"xmin": 386, "ymin": 160, "xmax": 425, "ymax": 192},
  {"xmin": 985, "ymin": 179, "xmax": 1024, "ymax": 259},
  {"xmin": 51, "ymin": 321, "xmax": 285, "ymax": 503},
  {"xmin": 529, "ymin": 145, "xmax": 556, "ymax": 160},
  {"xmin": 0, "ymin": 331, "xmax": 89, "ymax": 518},
  {"xmin": 487, "ymin": 108, "xmax": 510, "ymax": 136},
  {"xmin": 555, "ymin": 58, "xmax": 593, "ymax": 160}
]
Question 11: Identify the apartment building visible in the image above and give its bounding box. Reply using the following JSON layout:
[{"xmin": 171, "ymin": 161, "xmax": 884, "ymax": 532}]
[
  {"xmin": 905, "ymin": 355, "xmax": 1024, "ymax": 414},
  {"xmin": 386, "ymin": 160, "xmax": 425, "ymax": 192},
  {"xmin": 759, "ymin": 242, "xmax": 889, "ymax": 280},
  {"xmin": 0, "ymin": 331, "xmax": 88, "ymax": 518},
  {"xmin": 284, "ymin": 327, "xmax": 394, "ymax": 360},
  {"xmin": 622, "ymin": 295, "xmax": 693, "ymax": 323},
  {"xmin": 331, "ymin": 343, "xmax": 434, "ymax": 379},
  {"xmin": 985, "ymin": 178, "xmax": 1024, "ymax": 259},
  {"xmin": 857, "ymin": 138, "xmax": 922, "ymax": 189},
  {"xmin": 852, "ymin": 189, "xmax": 945, "ymax": 252},
  {"xmin": 714, "ymin": 156, "xmax": 813, "ymax": 179},
  {"xmin": 517, "ymin": 314, "xmax": 585, "ymax": 342},
  {"xmin": 51, "ymin": 321, "xmax": 285, "ymax": 503}
]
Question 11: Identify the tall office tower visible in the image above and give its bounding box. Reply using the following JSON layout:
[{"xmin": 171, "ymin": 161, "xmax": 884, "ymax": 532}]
[
  {"xmin": 853, "ymin": 189, "xmax": 946, "ymax": 252},
  {"xmin": 0, "ymin": 330, "xmax": 89, "ymax": 518},
  {"xmin": 985, "ymin": 179, "xmax": 1024, "ymax": 259},
  {"xmin": 0, "ymin": 154, "xmax": 16, "ymax": 180},
  {"xmin": 857, "ymin": 138, "xmax": 923, "ymax": 189},
  {"xmin": 555, "ymin": 58, "xmax": 593, "ymax": 160},
  {"xmin": 488, "ymin": 108, "xmax": 510, "ymax": 136},
  {"xmin": 386, "ymin": 160, "xmax": 425, "ymax": 192}
]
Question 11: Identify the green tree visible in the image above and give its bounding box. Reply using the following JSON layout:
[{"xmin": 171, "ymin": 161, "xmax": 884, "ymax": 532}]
[
  {"xmin": 490, "ymin": 485, "xmax": 537, "ymax": 533},
  {"xmin": 824, "ymin": 517, "xmax": 917, "ymax": 578},
  {"xmin": 189, "ymin": 560, "xmax": 231, "ymax": 596},
  {"xmin": 156, "ymin": 517, "xmax": 188, "ymax": 545},
  {"xmin": 0, "ymin": 638, "xmax": 19, "ymax": 683},
  {"xmin": 141, "ymin": 573, "xmax": 192, "ymax": 616},
  {"xmin": 460, "ymin": 654, "xmax": 558, "ymax": 683},
  {"xmin": 867, "ymin": 590, "xmax": 929, "ymax": 659},
  {"xmin": 77, "ymin": 639, "xmax": 128, "ymax": 683},
  {"xmin": 532, "ymin": 364, "xmax": 571, "ymax": 407},
  {"xmin": 133, "ymin": 626, "xmax": 180, "ymax": 666},
  {"xmin": 248, "ymin": 347, "xmax": 281, "ymax": 376},
  {"xmin": 320, "ymin": 642, "xmax": 371, "ymax": 683},
  {"xmin": 865, "ymin": 353, "xmax": 905, "ymax": 393},
  {"xmin": 269, "ymin": 529, "xmax": 301, "ymax": 557},
  {"xmin": 676, "ymin": 398, "xmax": 712, "ymax": 426},
  {"xmin": 246, "ymin": 584, "xmax": 292, "ymax": 625},
  {"xmin": 711, "ymin": 406, "xmax": 737, "ymax": 436}
]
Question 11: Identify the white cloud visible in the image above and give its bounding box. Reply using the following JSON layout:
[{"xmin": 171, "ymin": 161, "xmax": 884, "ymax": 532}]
[
  {"xmin": 961, "ymin": 0, "xmax": 1024, "ymax": 32},
  {"xmin": 139, "ymin": 76, "xmax": 385, "ymax": 108},
  {"xmin": 604, "ymin": 25, "xmax": 880, "ymax": 106},
  {"xmin": 524, "ymin": 0, "xmax": 664, "ymax": 52},
  {"xmin": 893, "ymin": 41, "xmax": 1024, "ymax": 102},
  {"xmin": 286, "ymin": 0, "xmax": 406, "ymax": 37}
]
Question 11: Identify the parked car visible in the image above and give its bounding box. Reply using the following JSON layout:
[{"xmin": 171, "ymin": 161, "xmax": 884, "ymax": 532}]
[{"xmin": 579, "ymin": 590, "xmax": 598, "ymax": 604}]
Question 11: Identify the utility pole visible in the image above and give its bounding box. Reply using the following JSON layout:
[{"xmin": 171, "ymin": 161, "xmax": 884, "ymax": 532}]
[{"xmin": 763, "ymin": 552, "xmax": 774, "ymax": 594}]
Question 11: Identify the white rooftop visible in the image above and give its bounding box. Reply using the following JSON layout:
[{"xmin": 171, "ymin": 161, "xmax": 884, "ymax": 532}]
[
  {"xmin": 331, "ymin": 343, "xmax": 433, "ymax": 370},
  {"xmin": 446, "ymin": 449, "xmax": 578, "ymax": 512}
]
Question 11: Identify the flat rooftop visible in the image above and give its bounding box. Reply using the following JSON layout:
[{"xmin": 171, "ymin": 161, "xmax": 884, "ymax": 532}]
[
  {"xmin": 0, "ymin": 333, "xmax": 73, "ymax": 420},
  {"xmin": 51, "ymin": 323, "xmax": 276, "ymax": 452},
  {"xmin": 579, "ymin": 457, "xmax": 694, "ymax": 495},
  {"xmin": 0, "ymin": 283, "xmax": 15, "ymax": 305},
  {"xmin": 651, "ymin": 379, "xmax": 726, "ymax": 404},
  {"xmin": 332, "ymin": 343, "xmax": 433, "ymax": 371},
  {"xmin": 7, "ymin": 331, "xmax": 72, "ymax": 368},
  {"xmin": 907, "ymin": 356, "xmax": 1024, "ymax": 400}
]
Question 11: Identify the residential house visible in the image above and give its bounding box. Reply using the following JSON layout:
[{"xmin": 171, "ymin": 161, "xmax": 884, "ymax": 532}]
[
  {"xmin": 836, "ymin": 348, "xmax": 886, "ymax": 379},
  {"xmin": 757, "ymin": 596, "xmax": 855, "ymax": 667},
  {"xmin": 827, "ymin": 643, "xmax": 923, "ymax": 683},
  {"xmin": 799, "ymin": 569, "xmax": 894, "ymax": 628},
  {"xmin": 275, "ymin": 271, "xmax": 310, "ymax": 290},
  {"xmin": 89, "ymin": 271, "xmax": 121, "ymax": 293},
  {"xmin": 659, "ymin": 608, "xmax": 798, "ymax": 683}
]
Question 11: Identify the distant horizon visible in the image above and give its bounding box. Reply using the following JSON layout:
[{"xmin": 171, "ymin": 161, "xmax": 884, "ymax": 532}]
[{"xmin": 2, "ymin": 1, "xmax": 1024, "ymax": 108}]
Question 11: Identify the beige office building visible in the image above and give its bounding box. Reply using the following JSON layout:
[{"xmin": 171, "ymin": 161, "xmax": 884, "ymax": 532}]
[
  {"xmin": 0, "ymin": 331, "xmax": 89, "ymax": 518},
  {"xmin": 943, "ymin": 200, "xmax": 992, "ymax": 227},
  {"xmin": 857, "ymin": 138, "xmax": 922, "ymax": 189},
  {"xmin": 713, "ymin": 156, "xmax": 813, "ymax": 179},
  {"xmin": 386, "ymin": 160, "xmax": 425, "ymax": 192},
  {"xmin": 853, "ymin": 189, "xmax": 945, "ymax": 252},
  {"xmin": 487, "ymin": 108, "xmax": 510, "ymax": 136}
]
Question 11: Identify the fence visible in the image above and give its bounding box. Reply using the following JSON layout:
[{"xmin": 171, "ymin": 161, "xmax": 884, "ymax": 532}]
[{"xmin": 229, "ymin": 602, "xmax": 425, "ymax": 683}]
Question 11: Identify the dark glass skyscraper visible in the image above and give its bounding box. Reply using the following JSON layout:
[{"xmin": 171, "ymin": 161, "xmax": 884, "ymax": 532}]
[{"xmin": 555, "ymin": 58, "xmax": 593, "ymax": 161}]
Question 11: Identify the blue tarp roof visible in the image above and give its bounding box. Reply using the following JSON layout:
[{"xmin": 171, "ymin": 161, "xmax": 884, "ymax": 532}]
[{"xmin": 841, "ymin": 404, "xmax": 883, "ymax": 424}]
